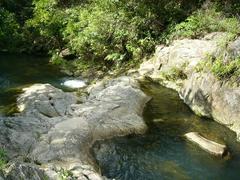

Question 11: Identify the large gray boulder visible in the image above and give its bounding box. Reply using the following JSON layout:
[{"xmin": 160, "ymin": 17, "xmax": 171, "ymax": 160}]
[
  {"xmin": 139, "ymin": 33, "xmax": 220, "ymax": 79},
  {"xmin": 0, "ymin": 76, "xmax": 149, "ymax": 179},
  {"xmin": 138, "ymin": 32, "xmax": 240, "ymax": 141}
]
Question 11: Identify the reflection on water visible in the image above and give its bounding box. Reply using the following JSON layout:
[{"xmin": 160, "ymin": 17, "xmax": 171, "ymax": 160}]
[
  {"xmin": 93, "ymin": 81, "xmax": 240, "ymax": 180},
  {"xmin": 0, "ymin": 53, "xmax": 66, "ymax": 115}
]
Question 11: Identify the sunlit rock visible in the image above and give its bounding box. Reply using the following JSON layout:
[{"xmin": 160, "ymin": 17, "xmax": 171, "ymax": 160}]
[{"xmin": 185, "ymin": 132, "xmax": 228, "ymax": 157}]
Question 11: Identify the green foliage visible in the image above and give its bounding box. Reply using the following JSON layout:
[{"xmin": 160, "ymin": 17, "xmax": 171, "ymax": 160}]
[
  {"xmin": 0, "ymin": 0, "xmax": 33, "ymax": 24},
  {"xmin": 58, "ymin": 168, "xmax": 75, "ymax": 180},
  {"xmin": 214, "ymin": 0, "xmax": 240, "ymax": 16},
  {"xmin": 211, "ymin": 56, "xmax": 240, "ymax": 80},
  {"xmin": 26, "ymin": 0, "xmax": 66, "ymax": 52},
  {"xmin": 196, "ymin": 53, "xmax": 240, "ymax": 83},
  {"xmin": 161, "ymin": 67, "xmax": 187, "ymax": 81},
  {"xmin": 63, "ymin": 1, "xmax": 142, "ymax": 63},
  {"xmin": 167, "ymin": 4, "xmax": 240, "ymax": 41},
  {"xmin": 0, "ymin": 148, "xmax": 7, "ymax": 170},
  {"xmin": 26, "ymin": 0, "xmax": 202, "ymax": 67},
  {"xmin": 0, "ymin": 8, "xmax": 22, "ymax": 51}
]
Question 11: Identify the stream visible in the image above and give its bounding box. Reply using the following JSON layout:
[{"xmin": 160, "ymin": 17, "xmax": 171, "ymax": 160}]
[
  {"xmin": 1, "ymin": 54, "xmax": 240, "ymax": 179},
  {"xmin": 92, "ymin": 82, "xmax": 240, "ymax": 180}
]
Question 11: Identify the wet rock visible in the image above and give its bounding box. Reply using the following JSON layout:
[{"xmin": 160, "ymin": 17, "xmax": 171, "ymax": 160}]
[
  {"xmin": 185, "ymin": 132, "xmax": 228, "ymax": 157},
  {"xmin": 0, "ymin": 76, "xmax": 150, "ymax": 179},
  {"xmin": 59, "ymin": 48, "xmax": 76, "ymax": 60}
]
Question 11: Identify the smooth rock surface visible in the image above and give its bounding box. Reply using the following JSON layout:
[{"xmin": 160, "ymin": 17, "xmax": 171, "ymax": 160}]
[
  {"xmin": 185, "ymin": 132, "xmax": 228, "ymax": 157},
  {"xmin": 17, "ymin": 84, "xmax": 77, "ymax": 116},
  {"xmin": 0, "ymin": 76, "xmax": 150, "ymax": 179}
]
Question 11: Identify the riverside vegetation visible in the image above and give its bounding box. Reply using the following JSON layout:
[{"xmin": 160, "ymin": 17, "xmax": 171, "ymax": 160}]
[
  {"xmin": 0, "ymin": 0, "xmax": 239, "ymax": 77},
  {"xmin": 1, "ymin": 0, "xmax": 240, "ymax": 179}
]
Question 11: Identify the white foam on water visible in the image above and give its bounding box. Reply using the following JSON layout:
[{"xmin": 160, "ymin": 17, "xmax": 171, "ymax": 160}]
[{"xmin": 62, "ymin": 79, "xmax": 86, "ymax": 89}]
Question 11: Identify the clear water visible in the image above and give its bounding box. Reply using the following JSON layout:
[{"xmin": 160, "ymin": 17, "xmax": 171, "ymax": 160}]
[
  {"xmin": 0, "ymin": 53, "xmax": 66, "ymax": 115},
  {"xmin": 93, "ymin": 81, "xmax": 240, "ymax": 180},
  {"xmin": 1, "ymin": 54, "xmax": 240, "ymax": 179}
]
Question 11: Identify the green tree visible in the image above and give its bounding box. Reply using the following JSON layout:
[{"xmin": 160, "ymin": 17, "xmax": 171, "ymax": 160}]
[{"xmin": 0, "ymin": 8, "xmax": 21, "ymax": 51}]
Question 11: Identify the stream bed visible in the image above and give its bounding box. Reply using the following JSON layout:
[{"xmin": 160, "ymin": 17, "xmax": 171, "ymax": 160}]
[
  {"xmin": 1, "ymin": 54, "xmax": 240, "ymax": 179},
  {"xmin": 93, "ymin": 81, "xmax": 240, "ymax": 180}
]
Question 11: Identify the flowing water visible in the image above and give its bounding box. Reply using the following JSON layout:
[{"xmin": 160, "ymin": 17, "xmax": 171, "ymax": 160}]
[
  {"xmin": 0, "ymin": 53, "xmax": 66, "ymax": 115},
  {"xmin": 93, "ymin": 81, "xmax": 240, "ymax": 180},
  {"xmin": 1, "ymin": 54, "xmax": 240, "ymax": 179}
]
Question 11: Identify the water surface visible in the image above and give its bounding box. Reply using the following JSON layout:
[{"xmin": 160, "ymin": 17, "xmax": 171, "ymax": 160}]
[
  {"xmin": 93, "ymin": 81, "xmax": 240, "ymax": 180},
  {"xmin": 0, "ymin": 53, "xmax": 66, "ymax": 115}
]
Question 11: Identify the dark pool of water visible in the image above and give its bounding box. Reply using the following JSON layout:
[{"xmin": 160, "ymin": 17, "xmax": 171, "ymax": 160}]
[
  {"xmin": 93, "ymin": 81, "xmax": 240, "ymax": 180},
  {"xmin": 0, "ymin": 53, "xmax": 66, "ymax": 115}
]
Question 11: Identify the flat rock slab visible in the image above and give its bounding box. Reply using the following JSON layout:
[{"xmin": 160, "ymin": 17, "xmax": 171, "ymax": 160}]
[{"xmin": 185, "ymin": 132, "xmax": 228, "ymax": 157}]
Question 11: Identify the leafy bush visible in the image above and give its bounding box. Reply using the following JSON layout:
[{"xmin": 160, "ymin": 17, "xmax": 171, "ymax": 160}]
[
  {"xmin": 0, "ymin": 8, "xmax": 22, "ymax": 51},
  {"xmin": 26, "ymin": 0, "xmax": 66, "ymax": 52},
  {"xmin": 167, "ymin": 4, "xmax": 240, "ymax": 41},
  {"xmin": 196, "ymin": 53, "xmax": 240, "ymax": 83},
  {"xmin": 211, "ymin": 56, "xmax": 240, "ymax": 80},
  {"xmin": 63, "ymin": 1, "xmax": 148, "ymax": 63},
  {"xmin": 27, "ymin": 0, "xmax": 203, "ymax": 68}
]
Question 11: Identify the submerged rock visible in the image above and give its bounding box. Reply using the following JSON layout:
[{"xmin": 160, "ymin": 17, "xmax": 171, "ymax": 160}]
[
  {"xmin": 159, "ymin": 161, "xmax": 191, "ymax": 180},
  {"xmin": 0, "ymin": 76, "xmax": 150, "ymax": 179},
  {"xmin": 185, "ymin": 132, "xmax": 228, "ymax": 157}
]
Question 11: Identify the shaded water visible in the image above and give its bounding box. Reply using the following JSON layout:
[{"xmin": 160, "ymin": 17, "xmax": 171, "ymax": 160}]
[
  {"xmin": 93, "ymin": 81, "xmax": 240, "ymax": 180},
  {"xmin": 0, "ymin": 53, "xmax": 66, "ymax": 115}
]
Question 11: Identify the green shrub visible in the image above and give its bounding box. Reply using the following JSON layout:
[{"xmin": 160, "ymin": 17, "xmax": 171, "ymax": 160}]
[
  {"xmin": 167, "ymin": 4, "xmax": 240, "ymax": 41},
  {"xmin": 58, "ymin": 168, "xmax": 75, "ymax": 180},
  {"xmin": 161, "ymin": 67, "xmax": 187, "ymax": 81},
  {"xmin": 211, "ymin": 56, "xmax": 240, "ymax": 79},
  {"xmin": 0, "ymin": 8, "xmax": 22, "ymax": 51},
  {"xmin": 26, "ymin": 0, "xmax": 66, "ymax": 52},
  {"xmin": 0, "ymin": 148, "xmax": 7, "ymax": 170},
  {"xmin": 196, "ymin": 53, "xmax": 240, "ymax": 82},
  {"xmin": 26, "ymin": 0, "xmax": 202, "ymax": 68}
]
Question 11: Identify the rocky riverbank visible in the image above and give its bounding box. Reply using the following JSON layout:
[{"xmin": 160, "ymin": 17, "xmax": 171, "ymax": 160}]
[
  {"xmin": 0, "ymin": 77, "xmax": 150, "ymax": 179},
  {"xmin": 138, "ymin": 32, "xmax": 240, "ymax": 141},
  {"xmin": 1, "ymin": 32, "xmax": 239, "ymax": 179}
]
